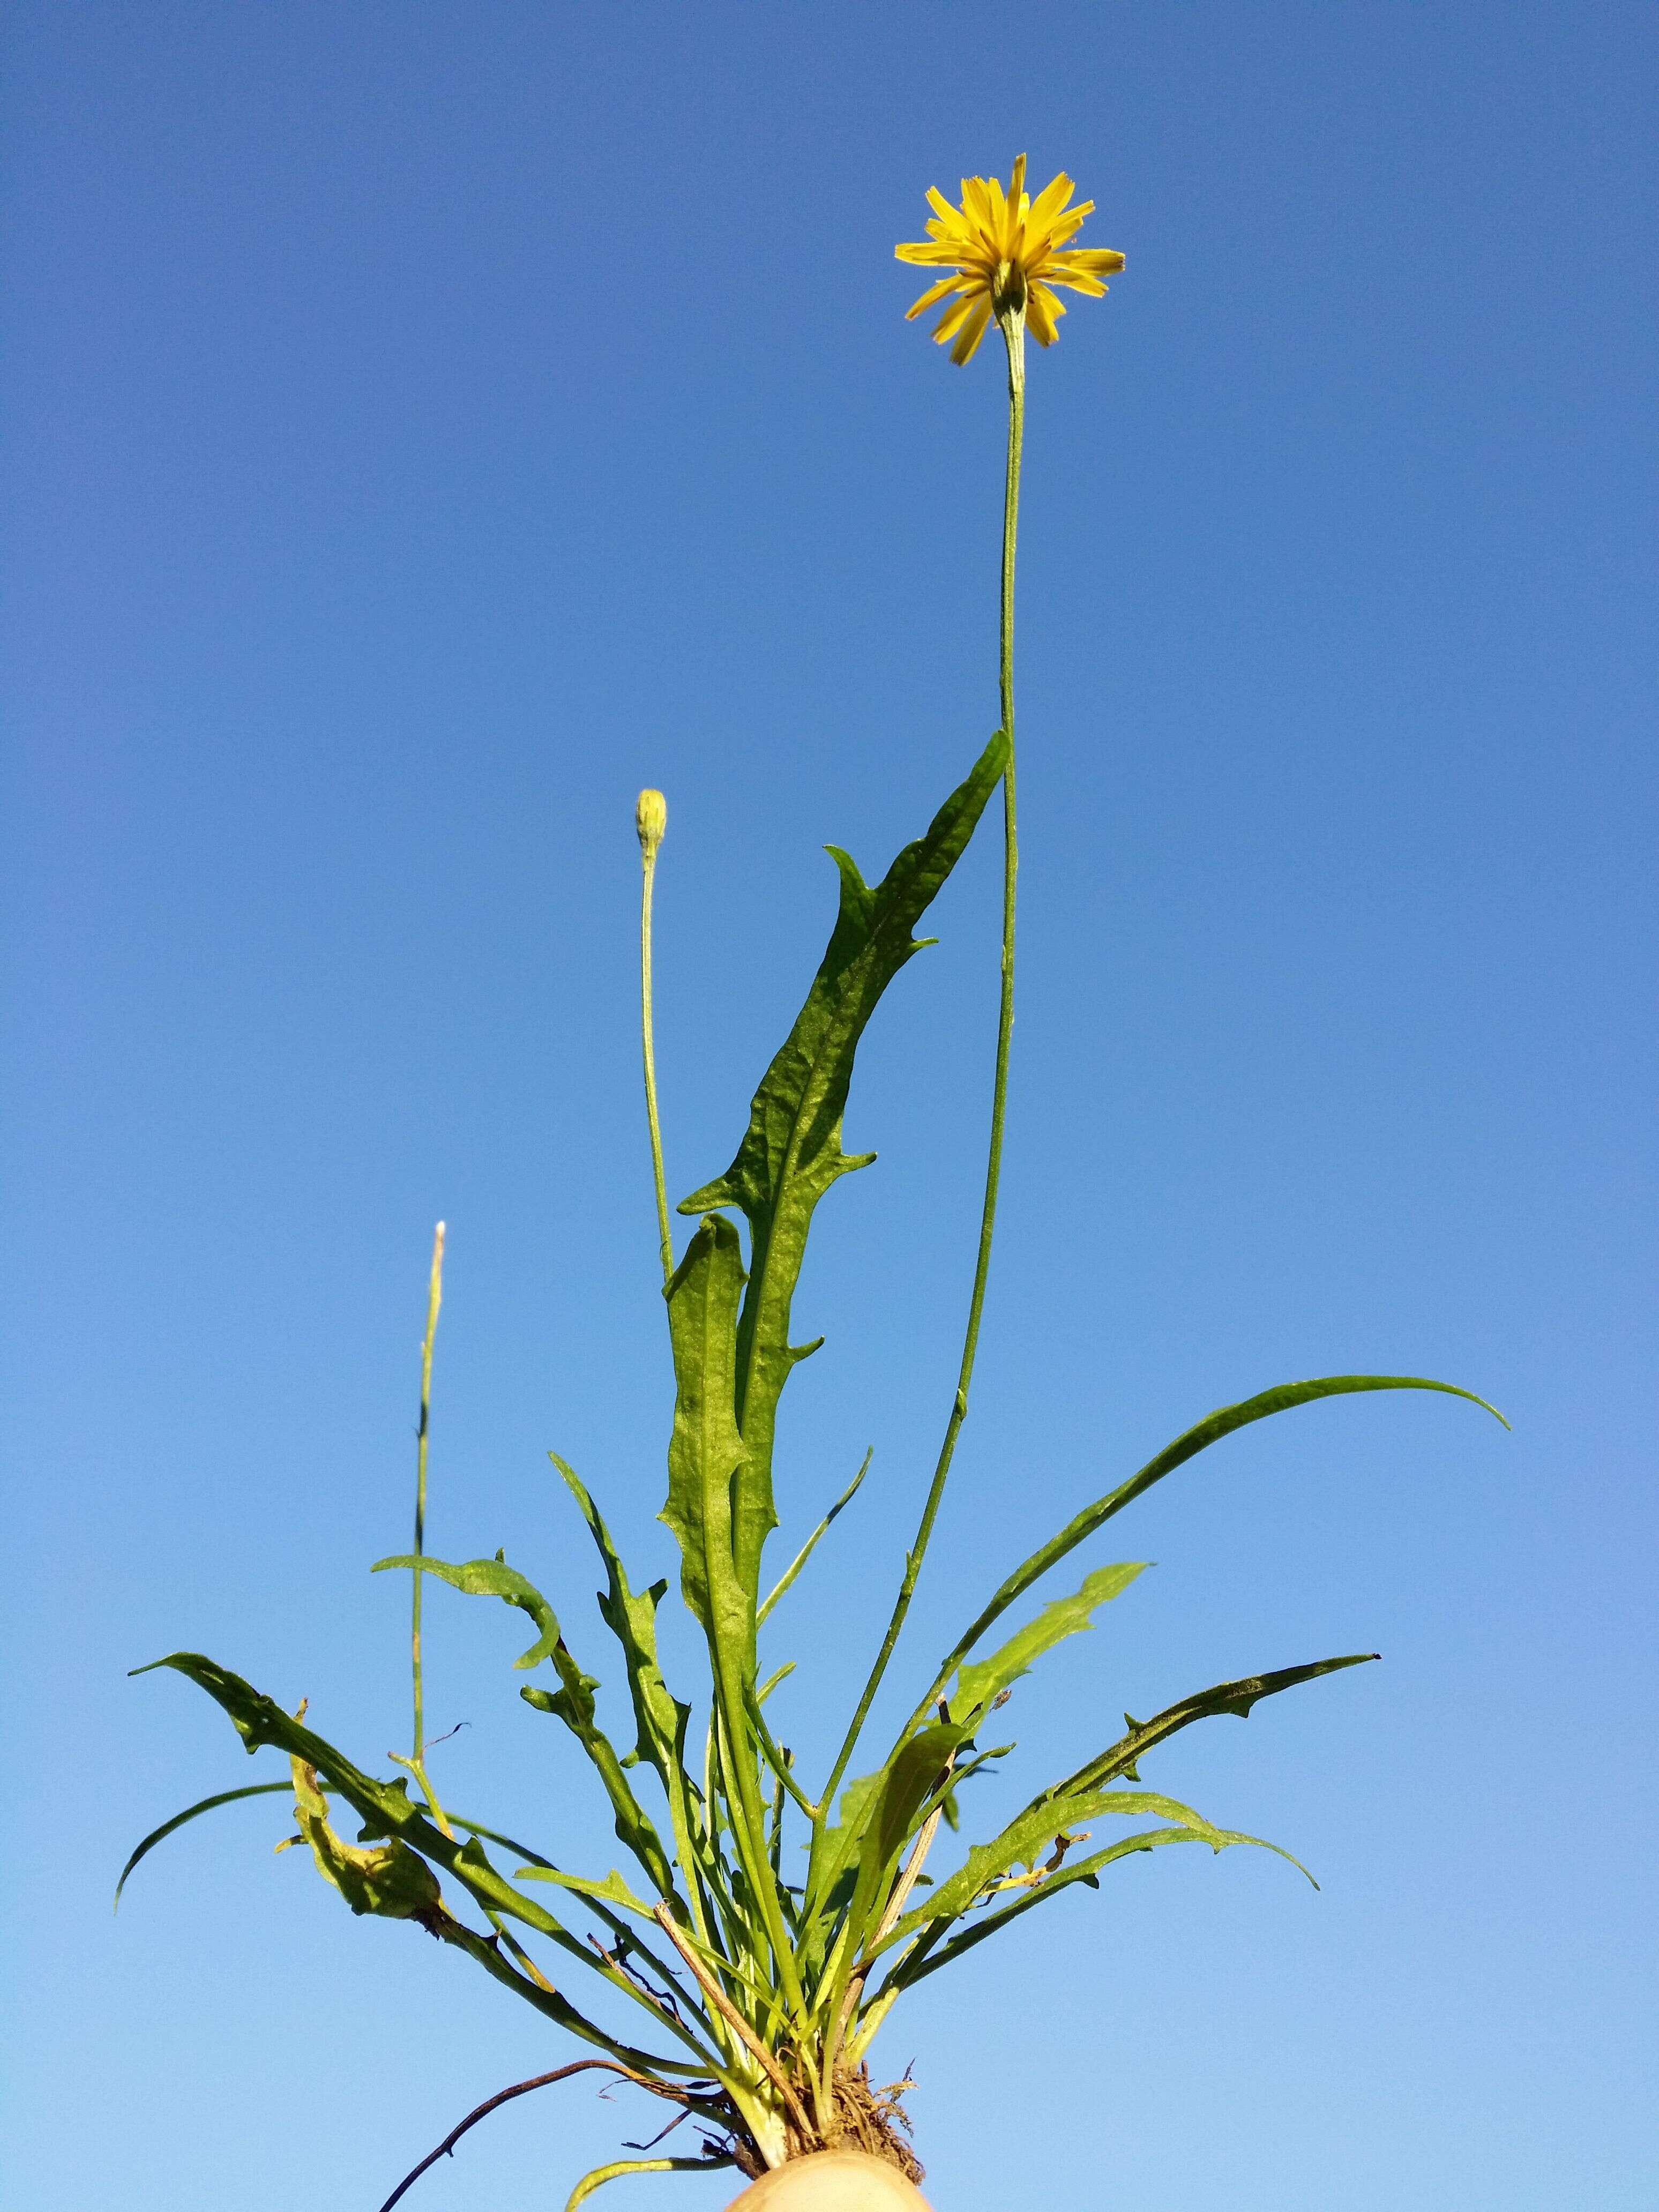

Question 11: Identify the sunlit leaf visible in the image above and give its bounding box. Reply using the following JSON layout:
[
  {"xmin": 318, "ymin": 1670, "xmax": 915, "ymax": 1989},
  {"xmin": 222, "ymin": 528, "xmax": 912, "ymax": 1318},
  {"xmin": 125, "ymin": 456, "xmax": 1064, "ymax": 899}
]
[
  {"xmin": 552, "ymin": 1454, "xmax": 692, "ymax": 1792},
  {"xmin": 680, "ymin": 730, "xmax": 1009, "ymax": 1606},
  {"xmin": 1055, "ymin": 1651, "xmax": 1381, "ymax": 1800},
  {"xmin": 884, "ymin": 1784, "xmax": 1224, "ymax": 1945},
  {"xmin": 373, "ymin": 1551, "xmax": 564, "ymax": 1671},
  {"xmin": 934, "ymin": 1376, "xmax": 1504, "ymax": 1697},
  {"xmin": 951, "ymin": 1559, "xmax": 1147, "ymax": 1721}
]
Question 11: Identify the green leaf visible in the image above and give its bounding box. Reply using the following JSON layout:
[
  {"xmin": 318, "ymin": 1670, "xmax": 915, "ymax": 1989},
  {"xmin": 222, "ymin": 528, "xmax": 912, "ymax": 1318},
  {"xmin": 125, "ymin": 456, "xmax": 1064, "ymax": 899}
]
[
  {"xmin": 1054, "ymin": 1652, "xmax": 1381, "ymax": 1801},
  {"xmin": 516, "ymin": 1675, "xmax": 683, "ymax": 1908},
  {"xmin": 514, "ymin": 1864, "xmax": 657, "ymax": 1918},
  {"xmin": 829, "ymin": 1719, "xmax": 975, "ymax": 1965},
  {"xmin": 659, "ymin": 1213, "xmax": 752, "ymax": 1668},
  {"xmin": 288, "ymin": 1753, "xmax": 445, "ymax": 1923},
  {"xmin": 883, "ymin": 1785, "xmax": 1224, "ymax": 1946},
  {"xmin": 869, "ymin": 1722, "xmax": 970, "ymax": 1878},
  {"xmin": 114, "ymin": 1780, "xmax": 297, "ymax": 1909},
  {"xmin": 803, "ymin": 1766, "xmax": 884, "ymax": 1948},
  {"xmin": 933, "ymin": 1375, "xmax": 1505, "ymax": 1698},
  {"xmin": 884, "ymin": 1826, "xmax": 1242, "ymax": 1990},
  {"xmin": 659, "ymin": 1214, "xmax": 803, "ymax": 1999},
  {"xmin": 679, "ymin": 729, "xmax": 1009, "ymax": 1605},
  {"xmin": 132, "ymin": 1654, "xmax": 718, "ymax": 2074},
  {"xmin": 951, "ymin": 1559, "xmax": 1148, "ymax": 1722},
  {"xmin": 551, "ymin": 1454, "xmax": 692, "ymax": 1792},
  {"xmin": 377, "ymin": 1543, "xmax": 682, "ymax": 1903},
  {"xmin": 565, "ymin": 2156, "xmax": 734, "ymax": 2212},
  {"xmin": 875, "ymin": 1656, "xmax": 1372, "ymax": 1977},
  {"xmin": 373, "ymin": 1552, "xmax": 564, "ymax": 1671}
]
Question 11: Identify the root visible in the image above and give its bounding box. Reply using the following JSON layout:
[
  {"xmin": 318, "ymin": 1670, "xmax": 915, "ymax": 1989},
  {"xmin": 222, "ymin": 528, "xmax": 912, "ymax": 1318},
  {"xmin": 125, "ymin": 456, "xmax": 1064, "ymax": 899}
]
[{"xmin": 775, "ymin": 2063, "xmax": 924, "ymax": 2185}]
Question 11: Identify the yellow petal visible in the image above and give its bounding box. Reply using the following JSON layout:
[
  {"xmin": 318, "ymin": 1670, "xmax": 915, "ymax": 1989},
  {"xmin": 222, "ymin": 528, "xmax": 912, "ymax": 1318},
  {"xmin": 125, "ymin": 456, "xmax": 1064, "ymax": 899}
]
[
  {"xmin": 1010, "ymin": 153, "xmax": 1027, "ymax": 203},
  {"xmin": 896, "ymin": 238, "xmax": 974, "ymax": 266},
  {"xmin": 905, "ymin": 273, "xmax": 968, "ymax": 319},
  {"xmin": 1041, "ymin": 205, "xmax": 1093, "ymax": 251},
  {"xmin": 1025, "ymin": 173, "xmax": 1075, "ymax": 231},
  {"xmin": 950, "ymin": 295, "xmax": 995, "ymax": 364},
  {"xmin": 1041, "ymin": 265, "xmax": 1107, "ymax": 298},
  {"xmin": 1027, "ymin": 283, "xmax": 1065, "ymax": 345},
  {"xmin": 932, "ymin": 289, "xmax": 982, "ymax": 343}
]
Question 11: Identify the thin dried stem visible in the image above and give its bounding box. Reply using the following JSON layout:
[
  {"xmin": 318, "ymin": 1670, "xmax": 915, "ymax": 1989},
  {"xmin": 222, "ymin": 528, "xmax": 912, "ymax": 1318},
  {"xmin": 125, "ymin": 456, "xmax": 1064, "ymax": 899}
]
[
  {"xmin": 652, "ymin": 1905, "xmax": 813, "ymax": 2142},
  {"xmin": 376, "ymin": 2058, "xmax": 722, "ymax": 2212}
]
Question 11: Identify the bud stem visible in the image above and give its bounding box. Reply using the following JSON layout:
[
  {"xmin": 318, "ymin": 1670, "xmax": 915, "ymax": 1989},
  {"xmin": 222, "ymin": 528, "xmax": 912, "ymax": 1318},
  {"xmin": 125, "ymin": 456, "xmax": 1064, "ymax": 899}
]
[
  {"xmin": 412, "ymin": 1220, "xmax": 445, "ymax": 1768},
  {"xmin": 637, "ymin": 794, "xmax": 675, "ymax": 1288}
]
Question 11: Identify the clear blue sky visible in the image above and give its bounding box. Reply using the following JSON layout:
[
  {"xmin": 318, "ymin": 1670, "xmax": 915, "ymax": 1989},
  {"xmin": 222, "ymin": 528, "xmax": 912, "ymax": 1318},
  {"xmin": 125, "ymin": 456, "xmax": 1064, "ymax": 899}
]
[{"xmin": 4, "ymin": 5, "xmax": 1653, "ymax": 2208}]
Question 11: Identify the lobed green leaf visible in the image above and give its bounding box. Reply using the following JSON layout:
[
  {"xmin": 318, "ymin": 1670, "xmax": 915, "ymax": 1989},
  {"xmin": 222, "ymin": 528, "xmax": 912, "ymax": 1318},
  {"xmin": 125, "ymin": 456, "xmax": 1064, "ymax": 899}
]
[
  {"xmin": 950, "ymin": 1559, "xmax": 1148, "ymax": 1722},
  {"xmin": 679, "ymin": 729, "xmax": 1010, "ymax": 1609},
  {"xmin": 1052, "ymin": 1652, "xmax": 1381, "ymax": 1802},
  {"xmin": 373, "ymin": 1551, "xmax": 563, "ymax": 1671},
  {"xmin": 882, "ymin": 1784, "xmax": 1224, "ymax": 1948},
  {"xmin": 552, "ymin": 1455, "xmax": 693, "ymax": 1796}
]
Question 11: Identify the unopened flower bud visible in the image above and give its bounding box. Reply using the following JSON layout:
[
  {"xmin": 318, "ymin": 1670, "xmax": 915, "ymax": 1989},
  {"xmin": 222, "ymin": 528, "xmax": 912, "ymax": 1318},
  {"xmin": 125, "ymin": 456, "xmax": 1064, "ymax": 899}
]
[{"xmin": 636, "ymin": 788, "xmax": 667, "ymax": 861}]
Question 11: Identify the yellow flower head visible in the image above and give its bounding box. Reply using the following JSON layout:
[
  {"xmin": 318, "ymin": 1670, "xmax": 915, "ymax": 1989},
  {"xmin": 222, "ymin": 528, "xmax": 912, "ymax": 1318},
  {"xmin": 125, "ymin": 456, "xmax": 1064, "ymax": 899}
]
[{"xmin": 895, "ymin": 153, "xmax": 1125, "ymax": 365}]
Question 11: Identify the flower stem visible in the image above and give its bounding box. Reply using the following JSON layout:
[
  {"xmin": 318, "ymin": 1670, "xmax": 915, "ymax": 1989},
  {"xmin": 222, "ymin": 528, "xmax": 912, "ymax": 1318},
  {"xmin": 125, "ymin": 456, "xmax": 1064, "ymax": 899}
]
[
  {"xmin": 820, "ymin": 313, "xmax": 1026, "ymax": 1812},
  {"xmin": 412, "ymin": 1220, "xmax": 445, "ymax": 1767}
]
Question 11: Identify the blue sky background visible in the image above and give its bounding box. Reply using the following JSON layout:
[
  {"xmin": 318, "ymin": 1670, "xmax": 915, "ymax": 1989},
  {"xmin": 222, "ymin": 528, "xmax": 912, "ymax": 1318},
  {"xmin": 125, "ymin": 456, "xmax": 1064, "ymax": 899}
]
[{"xmin": 4, "ymin": 5, "xmax": 1654, "ymax": 2208}]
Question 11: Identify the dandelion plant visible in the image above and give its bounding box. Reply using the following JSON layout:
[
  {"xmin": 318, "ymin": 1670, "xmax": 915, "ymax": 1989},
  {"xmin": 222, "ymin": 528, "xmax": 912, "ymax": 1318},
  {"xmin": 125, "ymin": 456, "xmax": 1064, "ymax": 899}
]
[{"xmin": 123, "ymin": 159, "xmax": 1501, "ymax": 2209}]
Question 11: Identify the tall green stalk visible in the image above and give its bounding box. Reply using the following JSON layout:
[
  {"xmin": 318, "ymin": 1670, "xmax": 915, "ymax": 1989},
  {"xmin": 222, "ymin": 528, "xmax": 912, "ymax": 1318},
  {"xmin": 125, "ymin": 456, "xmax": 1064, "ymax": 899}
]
[{"xmin": 822, "ymin": 309, "xmax": 1027, "ymax": 1810}]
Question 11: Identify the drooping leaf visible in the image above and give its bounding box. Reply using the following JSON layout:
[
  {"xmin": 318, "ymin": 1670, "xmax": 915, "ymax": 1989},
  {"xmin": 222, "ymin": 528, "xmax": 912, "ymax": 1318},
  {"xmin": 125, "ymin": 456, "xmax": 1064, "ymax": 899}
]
[
  {"xmin": 289, "ymin": 1754, "xmax": 446, "ymax": 1923},
  {"xmin": 565, "ymin": 2155, "xmax": 734, "ymax": 2212},
  {"xmin": 950, "ymin": 1559, "xmax": 1148, "ymax": 1722},
  {"xmin": 930, "ymin": 1375, "xmax": 1505, "ymax": 1705},
  {"xmin": 114, "ymin": 1779, "xmax": 296, "ymax": 1909},
  {"xmin": 373, "ymin": 1552, "xmax": 564, "ymax": 1671},
  {"xmin": 132, "ymin": 1654, "xmax": 715, "ymax": 2075},
  {"xmin": 112, "ymin": 1774, "xmax": 558, "ymax": 1914},
  {"xmin": 376, "ymin": 1544, "xmax": 681, "ymax": 1903},
  {"xmin": 680, "ymin": 729, "xmax": 1010, "ymax": 1604},
  {"xmin": 881, "ymin": 1785, "xmax": 1223, "ymax": 1947},
  {"xmin": 881, "ymin": 1826, "xmax": 1253, "ymax": 1991}
]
